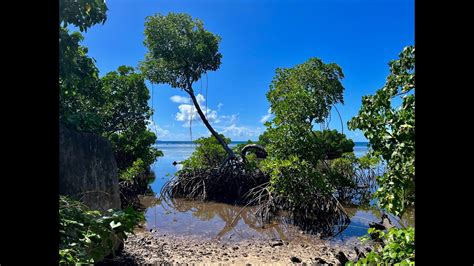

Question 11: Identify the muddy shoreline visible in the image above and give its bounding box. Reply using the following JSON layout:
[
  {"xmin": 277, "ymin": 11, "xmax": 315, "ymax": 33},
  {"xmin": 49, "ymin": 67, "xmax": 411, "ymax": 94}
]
[{"xmin": 108, "ymin": 228, "xmax": 368, "ymax": 265}]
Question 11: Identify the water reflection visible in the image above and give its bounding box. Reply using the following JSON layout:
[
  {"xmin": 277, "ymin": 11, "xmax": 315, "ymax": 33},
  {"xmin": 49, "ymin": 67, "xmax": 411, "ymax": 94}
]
[
  {"xmin": 143, "ymin": 195, "xmax": 414, "ymax": 243},
  {"xmin": 144, "ymin": 142, "xmax": 413, "ymax": 243},
  {"xmin": 146, "ymin": 196, "xmax": 298, "ymax": 242}
]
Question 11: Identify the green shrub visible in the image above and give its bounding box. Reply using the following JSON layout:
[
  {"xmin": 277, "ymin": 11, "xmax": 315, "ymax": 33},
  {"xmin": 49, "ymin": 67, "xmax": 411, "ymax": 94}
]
[
  {"xmin": 351, "ymin": 227, "xmax": 415, "ymax": 265},
  {"xmin": 262, "ymin": 156, "xmax": 332, "ymax": 204},
  {"xmin": 59, "ymin": 196, "xmax": 144, "ymax": 264},
  {"xmin": 181, "ymin": 134, "xmax": 231, "ymax": 170}
]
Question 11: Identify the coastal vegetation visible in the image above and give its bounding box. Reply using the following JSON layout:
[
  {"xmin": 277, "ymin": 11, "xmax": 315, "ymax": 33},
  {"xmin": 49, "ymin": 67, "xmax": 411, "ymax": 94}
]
[
  {"xmin": 58, "ymin": 2, "xmax": 414, "ymax": 264},
  {"xmin": 59, "ymin": 196, "xmax": 143, "ymax": 264},
  {"xmin": 140, "ymin": 13, "xmax": 234, "ymax": 158},
  {"xmin": 348, "ymin": 45, "xmax": 415, "ymax": 265},
  {"xmin": 59, "ymin": 0, "xmax": 159, "ymax": 263}
]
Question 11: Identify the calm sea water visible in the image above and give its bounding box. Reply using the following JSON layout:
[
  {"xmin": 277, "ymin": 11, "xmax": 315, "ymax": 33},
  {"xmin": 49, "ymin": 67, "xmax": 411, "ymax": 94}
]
[{"xmin": 144, "ymin": 141, "xmax": 413, "ymax": 244}]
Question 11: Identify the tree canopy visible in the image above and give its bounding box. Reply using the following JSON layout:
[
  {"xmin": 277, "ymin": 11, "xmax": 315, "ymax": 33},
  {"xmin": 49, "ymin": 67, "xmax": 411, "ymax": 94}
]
[
  {"xmin": 59, "ymin": 0, "xmax": 107, "ymax": 132},
  {"xmin": 261, "ymin": 58, "xmax": 354, "ymax": 205},
  {"xmin": 101, "ymin": 66, "xmax": 153, "ymax": 135},
  {"xmin": 267, "ymin": 58, "xmax": 344, "ymax": 126},
  {"xmin": 140, "ymin": 12, "xmax": 234, "ymax": 157},
  {"xmin": 140, "ymin": 13, "xmax": 222, "ymax": 90},
  {"xmin": 100, "ymin": 66, "xmax": 162, "ymax": 179},
  {"xmin": 60, "ymin": 0, "xmax": 108, "ymax": 32},
  {"xmin": 59, "ymin": 0, "xmax": 162, "ymax": 182}
]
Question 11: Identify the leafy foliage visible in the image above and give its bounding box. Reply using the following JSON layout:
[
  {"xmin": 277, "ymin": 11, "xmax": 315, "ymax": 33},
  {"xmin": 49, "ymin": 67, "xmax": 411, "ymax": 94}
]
[
  {"xmin": 100, "ymin": 66, "xmax": 163, "ymax": 179},
  {"xmin": 140, "ymin": 12, "xmax": 222, "ymax": 89},
  {"xmin": 58, "ymin": 2, "xmax": 157, "ymax": 263},
  {"xmin": 59, "ymin": 27, "xmax": 105, "ymax": 132},
  {"xmin": 329, "ymin": 152, "xmax": 381, "ymax": 205},
  {"xmin": 59, "ymin": 0, "xmax": 108, "ymax": 131},
  {"xmin": 140, "ymin": 12, "xmax": 234, "ymax": 157},
  {"xmin": 60, "ymin": 0, "xmax": 108, "ymax": 32},
  {"xmin": 353, "ymin": 227, "xmax": 415, "ymax": 265},
  {"xmin": 232, "ymin": 140, "xmax": 259, "ymax": 154},
  {"xmin": 100, "ymin": 66, "xmax": 153, "ymax": 135},
  {"xmin": 59, "ymin": 196, "xmax": 144, "ymax": 264},
  {"xmin": 261, "ymin": 57, "xmax": 355, "ymax": 206},
  {"xmin": 267, "ymin": 57, "xmax": 344, "ymax": 125},
  {"xmin": 181, "ymin": 134, "xmax": 231, "ymax": 170},
  {"xmin": 262, "ymin": 155, "xmax": 332, "ymax": 200},
  {"xmin": 60, "ymin": 0, "xmax": 162, "ymax": 181},
  {"xmin": 348, "ymin": 46, "xmax": 415, "ymax": 217}
]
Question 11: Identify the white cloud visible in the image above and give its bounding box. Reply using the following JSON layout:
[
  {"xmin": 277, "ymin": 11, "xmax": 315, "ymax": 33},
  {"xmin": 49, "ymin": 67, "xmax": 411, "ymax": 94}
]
[
  {"xmin": 221, "ymin": 124, "xmax": 263, "ymax": 138},
  {"xmin": 146, "ymin": 119, "xmax": 170, "ymax": 138},
  {"xmin": 260, "ymin": 108, "xmax": 272, "ymax": 123},
  {"xmin": 219, "ymin": 114, "xmax": 239, "ymax": 125},
  {"xmin": 217, "ymin": 102, "xmax": 224, "ymax": 111},
  {"xmin": 172, "ymin": 94, "xmax": 218, "ymax": 126},
  {"xmin": 170, "ymin": 95, "xmax": 190, "ymax": 104}
]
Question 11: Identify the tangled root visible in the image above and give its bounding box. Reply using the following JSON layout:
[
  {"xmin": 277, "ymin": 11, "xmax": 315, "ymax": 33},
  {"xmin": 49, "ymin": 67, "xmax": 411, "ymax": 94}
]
[
  {"xmin": 161, "ymin": 148, "xmax": 351, "ymax": 238},
  {"xmin": 161, "ymin": 156, "xmax": 269, "ymax": 204},
  {"xmin": 243, "ymin": 185, "xmax": 351, "ymax": 238}
]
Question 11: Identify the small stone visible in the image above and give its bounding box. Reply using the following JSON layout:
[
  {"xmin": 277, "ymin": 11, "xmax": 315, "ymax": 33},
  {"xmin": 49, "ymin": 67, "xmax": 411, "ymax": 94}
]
[
  {"xmin": 335, "ymin": 251, "xmax": 349, "ymax": 265},
  {"xmin": 270, "ymin": 240, "xmax": 284, "ymax": 247},
  {"xmin": 314, "ymin": 258, "xmax": 327, "ymax": 264},
  {"xmin": 232, "ymin": 246, "xmax": 239, "ymax": 250},
  {"xmin": 291, "ymin": 256, "xmax": 302, "ymax": 263}
]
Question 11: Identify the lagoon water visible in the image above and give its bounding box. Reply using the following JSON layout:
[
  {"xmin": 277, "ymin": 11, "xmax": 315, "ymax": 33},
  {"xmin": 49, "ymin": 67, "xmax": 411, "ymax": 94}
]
[{"xmin": 144, "ymin": 141, "xmax": 413, "ymax": 244}]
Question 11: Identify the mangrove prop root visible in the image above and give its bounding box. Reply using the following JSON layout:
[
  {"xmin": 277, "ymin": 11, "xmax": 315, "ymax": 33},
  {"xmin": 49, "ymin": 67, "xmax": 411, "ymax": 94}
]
[
  {"xmin": 162, "ymin": 156, "xmax": 269, "ymax": 204},
  {"xmin": 161, "ymin": 157, "xmax": 351, "ymax": 237},
  {"xmin": 242, "ymin": 185, "xmax": 351, "ymax": 237}
]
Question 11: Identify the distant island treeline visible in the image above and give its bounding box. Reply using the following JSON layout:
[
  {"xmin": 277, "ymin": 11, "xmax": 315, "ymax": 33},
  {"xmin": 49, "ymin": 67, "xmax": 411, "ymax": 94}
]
[{"xmin": 156, "ymin": 140, "xmax": 370, "ymax": 146}]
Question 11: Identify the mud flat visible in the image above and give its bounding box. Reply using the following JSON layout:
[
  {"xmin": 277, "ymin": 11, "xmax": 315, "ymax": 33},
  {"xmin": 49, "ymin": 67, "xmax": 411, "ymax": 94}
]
[{"xmin": 112, "ymin": 229, "xmax": 364, "ymax": 265}]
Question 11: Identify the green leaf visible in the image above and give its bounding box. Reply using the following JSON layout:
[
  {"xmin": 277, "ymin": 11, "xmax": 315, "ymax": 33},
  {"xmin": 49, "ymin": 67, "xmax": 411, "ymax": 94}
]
[{"xmin": 109, "ymin": 221, "xmax": 122, "ymax": 229}]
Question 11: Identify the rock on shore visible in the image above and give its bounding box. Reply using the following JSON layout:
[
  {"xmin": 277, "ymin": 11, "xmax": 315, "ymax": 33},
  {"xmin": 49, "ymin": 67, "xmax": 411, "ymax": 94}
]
[{"xmin": 110, "ymin": 230, "xmax": 359, "ymax": 265}]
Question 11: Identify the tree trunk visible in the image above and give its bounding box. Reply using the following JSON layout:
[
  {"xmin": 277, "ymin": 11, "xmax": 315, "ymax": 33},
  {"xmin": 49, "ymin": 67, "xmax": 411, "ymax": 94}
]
[{"xmin": 186, "ymin": 86, "xmax": 235, "ymax": 158}]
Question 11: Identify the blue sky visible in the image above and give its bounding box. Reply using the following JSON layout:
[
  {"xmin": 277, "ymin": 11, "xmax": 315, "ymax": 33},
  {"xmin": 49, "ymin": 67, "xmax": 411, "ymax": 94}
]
[{"xmin": 81, "ymin": 0, "xmax": 414, "ymax": 141}]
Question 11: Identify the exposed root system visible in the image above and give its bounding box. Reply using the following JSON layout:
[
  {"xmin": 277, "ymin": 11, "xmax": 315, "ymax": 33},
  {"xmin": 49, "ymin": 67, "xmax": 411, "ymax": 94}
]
[
  {"xmin": 243, "ymin": 185, "xmax": 351, "ymax": 238},
  {"xmin": 161, "ymin": 157, "xmax": 350, "ymax": 237},
  {"xmin": 161, "ymin": 157, "xmax": 268, "ymax": 204}
]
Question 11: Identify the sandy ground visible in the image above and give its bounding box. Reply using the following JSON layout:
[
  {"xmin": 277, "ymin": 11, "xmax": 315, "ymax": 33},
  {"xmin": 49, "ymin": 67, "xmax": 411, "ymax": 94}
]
[{"xmin": 109, "ymin": 229, "xmax": 362, "ymax": 265}]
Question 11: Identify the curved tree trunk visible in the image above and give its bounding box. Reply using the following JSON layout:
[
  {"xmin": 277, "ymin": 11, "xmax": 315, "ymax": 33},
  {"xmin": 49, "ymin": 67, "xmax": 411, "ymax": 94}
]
[
  {"xmin": 186, "ymin": 86, "xmax": 235, "ymax": 158},
  {"xmin": 240, "ymin": 144, "xmax": 267, "ymax": 160}
]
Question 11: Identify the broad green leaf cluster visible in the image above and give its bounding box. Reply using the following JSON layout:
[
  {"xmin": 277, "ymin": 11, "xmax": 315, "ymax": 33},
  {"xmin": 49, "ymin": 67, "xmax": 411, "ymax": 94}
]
[
  {"xmin": 348, "ymin": 45, "xmax": 415, "ymax": 264},
  {"xmin": 348, "ymin": 46, "xmax": 415, "ymax": 217},
  {"xmin": 351, "ymin": 227, "xmax": 415, "ymax": 265},
  {"xmin": 59, "ymin": 196, "xmax": 144, "ymax": 264}
]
